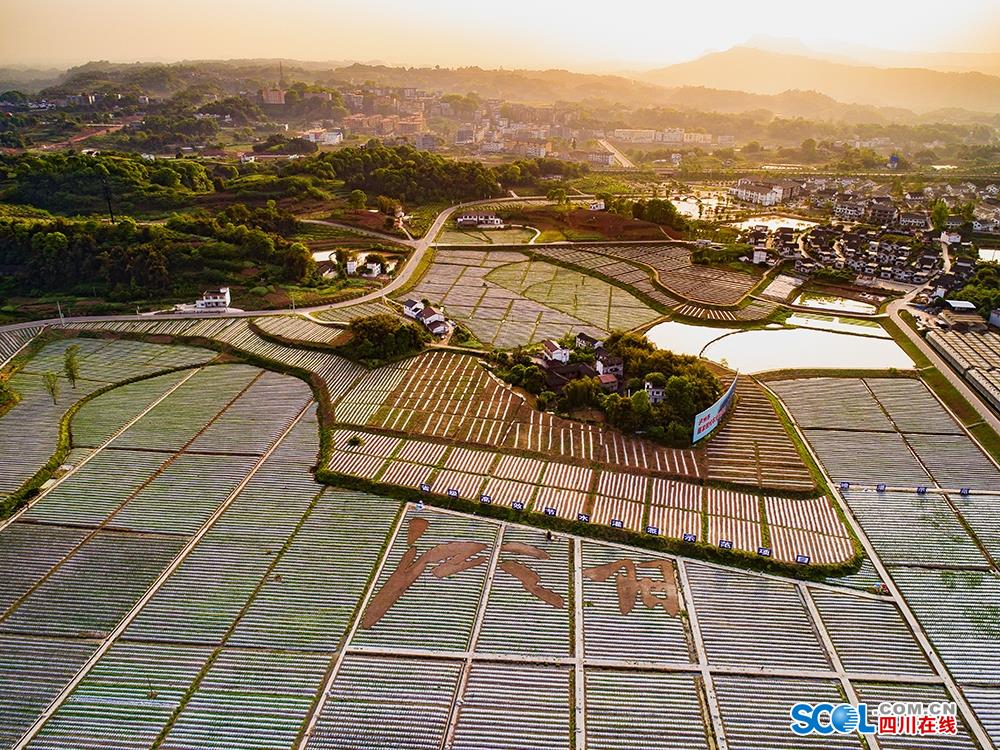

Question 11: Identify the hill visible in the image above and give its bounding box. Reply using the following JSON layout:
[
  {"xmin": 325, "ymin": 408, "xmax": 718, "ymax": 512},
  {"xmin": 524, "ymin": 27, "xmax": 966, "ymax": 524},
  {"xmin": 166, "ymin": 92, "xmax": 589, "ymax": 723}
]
[{"xmin": 639, "ymin": 47, "xmax": 1000, "ymax": 114}]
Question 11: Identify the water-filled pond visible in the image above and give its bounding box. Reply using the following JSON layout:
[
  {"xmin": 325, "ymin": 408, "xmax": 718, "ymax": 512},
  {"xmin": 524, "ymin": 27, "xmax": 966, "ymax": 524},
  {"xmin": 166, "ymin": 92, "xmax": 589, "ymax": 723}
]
[
  {"xmin": 792, "ymin": 293, "xmax": 878, "ymax": 315},
  {"xmin": 646, "ymin": 320, "xmax": 912, "ymax": 373},
  {"xmin": 729, "ymin": 216, "xmax": 818, "ymax": 232}
]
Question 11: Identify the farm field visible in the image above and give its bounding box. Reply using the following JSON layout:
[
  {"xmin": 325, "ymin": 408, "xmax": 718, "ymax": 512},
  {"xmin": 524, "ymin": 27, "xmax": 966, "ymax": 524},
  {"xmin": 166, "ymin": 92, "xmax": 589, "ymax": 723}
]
[
  {"xmin": 525, "ymin": 245, "xmax": 680, "ymax": 310},
  {"xmin": 63, "ymin": 318, "xmax": 367, "ymax": 406},
  {"xmin": 309, "ymin": 300, "xmax": 404, "ymax": 326},
  {"xmin": 0, "ymin": 337, "xmax": 215, "ymax": 506},
  {"xmin": 927, "ymin": 328, "xmax": 1000, "ymax": 412},
  {"xmin": 760, "ymin": 273, "xmax": 804, "ymax": 302},
  {"xmin": 400, "ymin": 249, "xmax": 633, "ymax": 348},
  {"xmin": 486, "ymin": 259, "xmax": 660, "ymax": 331},
  {"xmin": 436, "ymin": 226, "xmax": 537, "ymax": 244},
  {"xmin": 776, "ymin": 375, "xmax": 1000, "ymax": 745},
  {"xmin": 0, "ymin": 344, "xmax": 979, "ymax": 750},
  {"xmin": 771, "ymin": 376, "xmax": 1000, "ymax": 491},
  {"xmin": 0, "ymin": 490, "xmax": 968, "ymax": 750},
  {"xmin": 3, "ymin": 321, "xmax": 997, "ymax": 746},
  {"xmin": 573, "ymin": 242, "xmax": 760, "ymax": 306}
]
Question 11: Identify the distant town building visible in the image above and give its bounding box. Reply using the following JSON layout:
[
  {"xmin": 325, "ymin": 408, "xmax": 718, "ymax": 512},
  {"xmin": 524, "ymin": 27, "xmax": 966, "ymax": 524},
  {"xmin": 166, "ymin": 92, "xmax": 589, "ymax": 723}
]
[
  {"xmin": 260, "ymin": 88, "xmax": 286, "ymax": 106},
  {"xmin": 612, "ymin": 129, "xmax": 657, "ymax": 143},
  {"xmin": 899, "ymin": 212, "xmax": 929, "ymax": 229}
]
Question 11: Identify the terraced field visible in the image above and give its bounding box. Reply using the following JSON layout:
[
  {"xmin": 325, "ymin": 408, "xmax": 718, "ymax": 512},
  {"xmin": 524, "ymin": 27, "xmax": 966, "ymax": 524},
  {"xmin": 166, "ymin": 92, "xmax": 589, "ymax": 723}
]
[
  {"xmin": 525, "ymin": 244, "xmax": 778, "ymax": 322},
  {"xmin": 2, "ymin": 326, "xmax": 994, "ymax": 748},
  {"xmin": 324, "ymin": 423, "xmax": 852, "ymax": 564},
  {"xmin": 335, "ymin": 349, "xmax": 700, "ymax": 477},
  {"xmin": 708, "ymin": 375, "xmax": 816, "ymax": 492},
  {"xmin": 575, "ymin": 243, "xmax": 760, "ymax": 306},
  {"xmin": 400, "ymin": 249, "xmax": 624, "ymax": 348}
]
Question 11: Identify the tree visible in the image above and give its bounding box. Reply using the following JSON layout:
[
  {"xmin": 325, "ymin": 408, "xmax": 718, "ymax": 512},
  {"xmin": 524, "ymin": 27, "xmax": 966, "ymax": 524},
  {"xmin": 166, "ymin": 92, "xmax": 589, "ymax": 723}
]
[
  {"xmin": 546, "ymin": 187, "xmax": 568, "ymax": 206},
  {"xmin": 348, "ymin": 189, "xmax": 368, "ymax": 211},
  {"xmin": 282, "ymin": 242, "xmax": 315, "ymax": 284},
  {"xmin": 561, "ymin": 377, "xmax": 602, "ymax": 410},
  {"xmin": 375, "ymin": 195, "xmax": 400, "ymax": 215},
  {"xmin": 42, "ymin": 372, "xmax": 60, "ymax": 405},
  {"xmin": 931, "ymin": 200, "xmax": 950, "ymax": 233},
  {"xmin": 63, "ymin": 344, "xmax": 81, "ymax": 389},
  {"xmin": 339, "ymin": 314, "xmax": 427, "ymax": 365}
]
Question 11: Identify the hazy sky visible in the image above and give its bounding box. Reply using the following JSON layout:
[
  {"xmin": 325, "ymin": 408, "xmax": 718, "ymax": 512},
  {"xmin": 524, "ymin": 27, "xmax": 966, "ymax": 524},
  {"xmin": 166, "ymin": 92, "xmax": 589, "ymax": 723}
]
[{"xmin": 3, "ymin": 0, "xmax": 999, "ymax": 69}]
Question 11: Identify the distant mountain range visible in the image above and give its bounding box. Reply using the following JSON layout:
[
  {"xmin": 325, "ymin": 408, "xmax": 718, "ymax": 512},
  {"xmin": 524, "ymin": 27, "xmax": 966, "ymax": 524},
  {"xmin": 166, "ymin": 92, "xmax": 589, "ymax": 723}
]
[
  {"xmin": 743, "ymin": 36, "xmax": 1000, "ymax": 76},
  {"xmin": 637, "ymin": 46, "xmax": 1000, "ymax": 114},
  {"xmin": 4, "ymin": 46, "xmax": 1000, "ymax": 126}
]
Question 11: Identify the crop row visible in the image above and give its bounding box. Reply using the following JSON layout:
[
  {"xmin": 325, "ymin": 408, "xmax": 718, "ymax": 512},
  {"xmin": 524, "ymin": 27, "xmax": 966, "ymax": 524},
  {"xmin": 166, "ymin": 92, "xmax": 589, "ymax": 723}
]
[
  {"xmin": 707, "ymin": 378, "xmax": 815, "ymax": 491},
  {"xmin": 842, "ymin": 490, "xmax": 987, "ymax": 568},
  {"xmin": 328, "ymin": 426, "xmax": 851, "ymax": 563},
  {"xmin": 0, "ymin": 340, "xmax": 212, "ymax": 499},
  {"xmin": 0, "ymin": 325, "xmax": 44, "ymax": 366}
]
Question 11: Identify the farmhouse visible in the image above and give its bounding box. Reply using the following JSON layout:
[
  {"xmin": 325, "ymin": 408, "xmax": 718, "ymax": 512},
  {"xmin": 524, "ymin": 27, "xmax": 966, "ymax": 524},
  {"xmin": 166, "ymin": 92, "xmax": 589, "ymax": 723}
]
[
  {"xmin": 644, "ymin": 378, "xmax": 666, "ymax": 405},
  {"xmin": 939, "ymin": 300, "xmax": 987, "ymax": 332},
  {"xmin": 541, "ymin": 340, "xmax": 571, "ymax": 364},
  {"xmin": 455, "ymin": 212, "xmax": 503, "ymax": 228},
  {"xmin": 596, "ymin": 351, "xmax": 624, "ymax": 376},
  {"xmin": 402, "ymin": 299, "xmax": 424, "ymax": 318},
  {"xmin": 195, "ymin": 287, "xmax": 230, "ymax": 311},
  {"xmin": 575, "ymin": 332, "xmax": 603, "ymax": 350},
  {"xmin": 597, "ymin": 373, "xmax": 619, "ymax": 392},
  {"xmin": 418, "ymin": 305, "xmax": 445, "ymax": 325}
]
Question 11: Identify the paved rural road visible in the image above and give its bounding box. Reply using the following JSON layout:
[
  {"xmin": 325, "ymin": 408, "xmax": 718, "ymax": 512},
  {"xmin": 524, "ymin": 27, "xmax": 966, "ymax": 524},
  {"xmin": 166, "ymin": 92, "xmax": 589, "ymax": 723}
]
[
  {"xmin": 597, "ymin": 139, "xmax": 636, "ymax": 169},
  {"xmin": 887, "ymin": 294, "xmax": 1000, "ymax": 434}
]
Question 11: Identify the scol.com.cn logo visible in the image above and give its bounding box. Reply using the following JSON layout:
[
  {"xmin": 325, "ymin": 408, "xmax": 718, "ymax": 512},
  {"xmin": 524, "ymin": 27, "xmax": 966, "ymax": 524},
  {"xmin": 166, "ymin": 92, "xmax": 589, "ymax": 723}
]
[{"xmin": 790, "ymin": 700, "xmax": 959, "ymax": 737}]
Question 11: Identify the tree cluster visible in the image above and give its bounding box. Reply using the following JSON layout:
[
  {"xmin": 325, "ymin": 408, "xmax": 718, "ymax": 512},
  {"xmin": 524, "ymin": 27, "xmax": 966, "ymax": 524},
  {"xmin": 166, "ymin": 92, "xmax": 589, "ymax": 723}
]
[
  {"xmin": 1, "ymin": 151, "xmax": 214, "ymax": 214},
  {"xmin": 337, "ymin": 314, "xmax": 428, "ymax": 366},
  {"xmin": 952, "ymin": 264, "xmax": 1000, "ymax": 317},
  {"xmin": 320, "ymin": 141, "xmax": 501, "ymax": 203},
  {"xmin": 0, "ymin": 206, "xmax": 313, "ymax": 304}
]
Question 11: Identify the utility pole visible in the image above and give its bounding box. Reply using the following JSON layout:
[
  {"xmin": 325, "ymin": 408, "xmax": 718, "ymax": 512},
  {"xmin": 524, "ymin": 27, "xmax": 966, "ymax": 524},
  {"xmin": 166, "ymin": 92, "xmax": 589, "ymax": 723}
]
[{"xmin": 100, "ymin": 174, "xmax": 115, "ymax": 224}]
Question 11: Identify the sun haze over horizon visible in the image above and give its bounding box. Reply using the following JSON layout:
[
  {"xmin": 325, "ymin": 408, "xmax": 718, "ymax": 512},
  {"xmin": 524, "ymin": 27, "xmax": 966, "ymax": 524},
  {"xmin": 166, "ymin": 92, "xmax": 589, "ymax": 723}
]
[{"xmin": 3, "ymin": 0, "xmax": 1000, "ymax": 71}]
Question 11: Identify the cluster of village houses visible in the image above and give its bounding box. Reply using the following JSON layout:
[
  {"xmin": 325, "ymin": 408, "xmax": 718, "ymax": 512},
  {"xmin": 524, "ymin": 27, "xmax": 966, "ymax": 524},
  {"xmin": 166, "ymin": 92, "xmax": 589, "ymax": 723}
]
[{"xmin": 731, "ymin": 176, "xmax": 1000, "ymax": 233}]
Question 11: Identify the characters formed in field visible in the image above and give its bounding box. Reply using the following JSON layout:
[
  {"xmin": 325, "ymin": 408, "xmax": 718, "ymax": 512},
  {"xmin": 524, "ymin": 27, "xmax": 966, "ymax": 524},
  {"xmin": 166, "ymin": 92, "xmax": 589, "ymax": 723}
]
[{"xmin": 362, "ymin": 515, "xmax": 680, "ymax": 628}]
